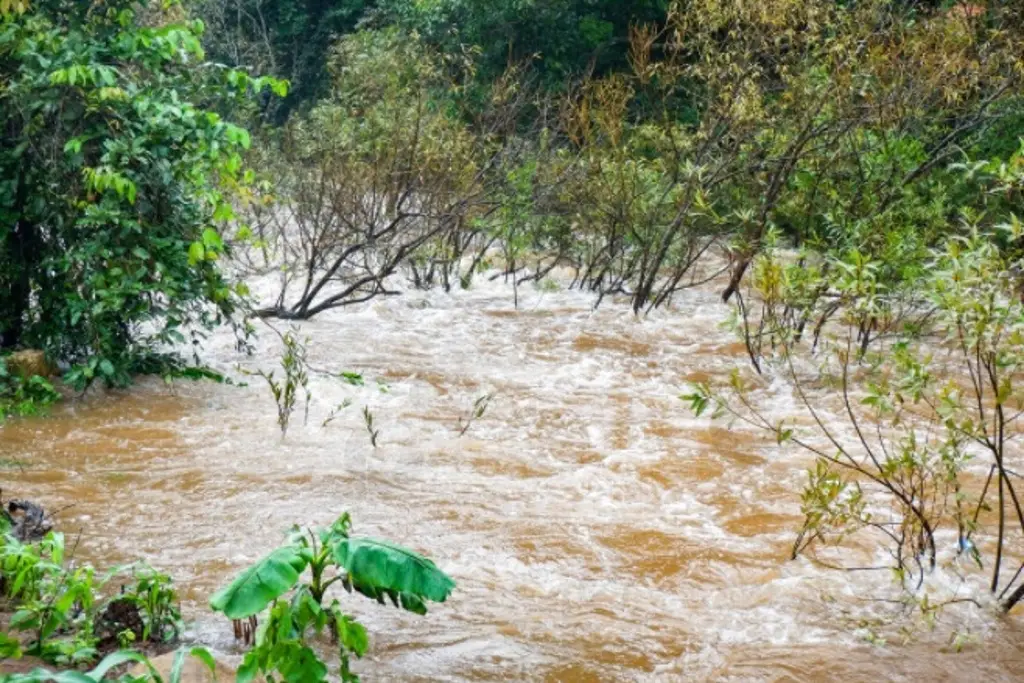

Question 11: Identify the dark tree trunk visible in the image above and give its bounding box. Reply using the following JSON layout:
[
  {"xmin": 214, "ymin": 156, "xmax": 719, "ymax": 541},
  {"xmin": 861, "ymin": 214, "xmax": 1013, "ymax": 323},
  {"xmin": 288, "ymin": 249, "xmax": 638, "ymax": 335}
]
[
  {"xmin": 722, "ymin": 256, "xmax": 750, "ymax": 303},
  {"xmin": 2, "ymin": 222, "xmax": 34, "ymax": 349},
  {"xmin": 2, "ymin": 170, "xmax": 36, "ymax": 349},
  {"xmin": 1003, "ymin": 581, "xmax": 1024, "ymax": 613}
]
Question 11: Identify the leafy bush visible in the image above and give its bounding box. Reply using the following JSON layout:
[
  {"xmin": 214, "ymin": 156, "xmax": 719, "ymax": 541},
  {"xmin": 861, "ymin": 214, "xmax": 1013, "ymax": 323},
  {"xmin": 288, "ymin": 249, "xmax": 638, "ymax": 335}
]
[
  {"xmin": 0, "ymin": 359, "xmax": 59, "ymax": 419},
  {"xmin": 0, "ymin": 0, "xmax": 284, "ymax": 387},
  {"xmin": 686, "ymin": 215, "xmax": 1024, "ymax": 613},
  {"xmin": 0, "ymin": 528, "xmax": 183, "ymax": 667},
  {"xmin": 122, "ymin": 566, "xmax": 183, "ymax": 645},
  {"xmin": 1, "ymin": 532, "xmax": 101, "ymax": 664}
]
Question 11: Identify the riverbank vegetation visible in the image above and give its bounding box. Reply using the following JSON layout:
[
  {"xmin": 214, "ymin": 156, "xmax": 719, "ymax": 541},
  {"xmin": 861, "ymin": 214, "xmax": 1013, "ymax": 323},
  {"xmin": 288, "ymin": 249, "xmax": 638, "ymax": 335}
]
[
  {"xmin": 0, "ymin": 497, "xmax": 184, "ymax": 667},
  {"xmin": 4, "ymin": 0, "xmax": 1022, "ymax": 376},
  {"xmin": 0, "ymin": 496, "xmax": 453, "ymax": 682},
  {"xmin": 3, "ymin": 0, "xmax": 1024, "ymax": 676}
]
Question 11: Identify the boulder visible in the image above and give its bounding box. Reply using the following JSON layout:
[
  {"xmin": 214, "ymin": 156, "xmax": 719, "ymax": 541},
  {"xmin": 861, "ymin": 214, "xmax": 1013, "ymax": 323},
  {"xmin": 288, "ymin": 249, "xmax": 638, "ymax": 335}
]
[
  {"xmin": 4, "ymin": 499, "xmax": 52, "ymax": 541},
  {"xmin": 4, "ymin": 350, "xmax": 56, "ymax": 378}
]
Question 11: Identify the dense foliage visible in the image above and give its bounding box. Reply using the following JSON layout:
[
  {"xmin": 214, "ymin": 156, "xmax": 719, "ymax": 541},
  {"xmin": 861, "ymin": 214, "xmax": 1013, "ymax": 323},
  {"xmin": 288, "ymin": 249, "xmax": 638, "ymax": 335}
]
[
  {"xmin": 0, "ymin": 524, "xmax": 182, "ymax": 665},
  {"xmin": 225, "ymin": 0, "xmax": 1024, "ymax": 319},
  {"xmin": 194, "ymin": 0, "xmax": 369, "ymax": 119},
  {"xmin": 0, "ymin": 0, "xmax": 281, "ymax": 388},
  {"xmin": 194, "ymin": 0, "xmax": 670, "ymax": 118}
]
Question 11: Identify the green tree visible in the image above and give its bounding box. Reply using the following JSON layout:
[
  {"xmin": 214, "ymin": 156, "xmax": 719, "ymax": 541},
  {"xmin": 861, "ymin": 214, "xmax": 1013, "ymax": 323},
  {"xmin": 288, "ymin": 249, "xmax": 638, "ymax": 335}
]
[
  {"xmin": 193, "ymin": 0, "xmax": 672, "ymax": 118},
  {"xmin": 376, "ymin": 0, "xmax": 669, "ymax": 92},
  {"xmin": 0, "ymin": 0, "xmax": 284, "ymax": 387},
  {"xmin": 194, "ymin": 0, "xmax": 371, "ymax": 121}
]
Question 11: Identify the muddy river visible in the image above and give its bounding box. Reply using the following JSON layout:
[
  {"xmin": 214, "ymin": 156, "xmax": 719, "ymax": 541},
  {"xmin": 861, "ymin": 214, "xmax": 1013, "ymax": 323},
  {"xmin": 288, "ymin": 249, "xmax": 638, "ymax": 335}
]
[{"xmin": 3, "ymin": 276, "xmax": 1024, "ymax": 681}]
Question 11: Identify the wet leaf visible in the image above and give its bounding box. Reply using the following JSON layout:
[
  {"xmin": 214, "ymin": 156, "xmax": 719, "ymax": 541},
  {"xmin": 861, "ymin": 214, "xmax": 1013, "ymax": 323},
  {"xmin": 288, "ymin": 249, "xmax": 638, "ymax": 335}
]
[
  {"xmin": 88, "ymin": 651, "xmax": 151, "ymax": 681},
  {"xmin": 331, "ymin": 537, "xmax": 455, "ymax": 604},
  {"xmin": 0, "ymin": 631, "xmax": 22, "ymax": 659},
  {"xmin": 209, "ymin": 546, "xmax": 307, "ymax": 619},
  {"xmin": 187, "ymin": 241, "xmax": 205, "ymax": 265},
  {"xmin": 333, "ymin": 612, "xmax": 368, "ymax": 657},
  {"xmin": 170, "ymin": 646, "xmax": 216, "ymax": 683}
]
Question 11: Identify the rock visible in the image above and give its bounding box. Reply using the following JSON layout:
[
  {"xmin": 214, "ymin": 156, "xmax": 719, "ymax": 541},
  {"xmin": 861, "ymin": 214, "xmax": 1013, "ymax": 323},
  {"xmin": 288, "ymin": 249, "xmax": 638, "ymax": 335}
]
[
  {"xmin": 4, "ymin": 350, "xmax": 56, "ymax": 378},
  {"xmin": 130, "ymin": 651, "xmax": 247, "ymax": 683},
  {"xmin": 4, "ymin": 499, "xmax": 52, "ymax": 541}
]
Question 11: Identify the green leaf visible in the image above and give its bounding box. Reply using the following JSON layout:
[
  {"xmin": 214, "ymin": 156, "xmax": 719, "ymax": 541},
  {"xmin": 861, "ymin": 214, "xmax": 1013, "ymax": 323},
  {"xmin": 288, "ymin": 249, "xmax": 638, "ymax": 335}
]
[
  {"xmin": 209, "ymin": 546, "xmax": 308, "ymax": 619},
  {"xmin": 187, "ymin": 241, "xmax": 206, "ymax": 265},
  {"xmin": 237, "ymin": 653, "xmax": 259, "ymax": 683},
  {"xmin": 168, "ymin": 646, "xmax": 215, "ymax": 683},
  {"xmin": 0, "ymin": 630, "xmax": 22, "ymax": 659},
  {"xmin": 63, "ymin": 137, "xmax": 85, "ymax": 155},
  {"xmin": 340, "ymin": 372, "xmax": 364, "ymax": 386},
  {"xmin": 212, "ymin": 202, "xmax": 234, "ymax": 222},
  {"xmin": 318, "ymin": 513, "xmax": 352, "ymax": 547},
  {"xmin": 333, "ymin": 612, "xmax": 368, "ymax": 657},
  {"xmin": 274, "ymin": 644, "xmax": 327, "ymax": 683},
  {"xmin": 6, "ymin": 668, "xmax": 93, "ymax": 683},
  {"xmin": 398, "ymin": 592, "xmax": 427, "ymax": 615},
  {"xmin": 202, "ymin": 228, "xmax": 224, "ymax": 249},
  {"xmin": 10, "ymin": 609, "xmax": 37, "ymax": 630},
  {"xmin": 169, "ymin": 649, "xmax": 187, "ymax": 683},
  {"xmin": 87, "ymin": 651, "xmax": 152, "ymax": 680},
  {"xmin": 270, "ymin": 79, "xmax": 289, "ymax": 98},
  {"xmin": 331, "ymin": 537, "xmax": 455, "ymax": 604}
]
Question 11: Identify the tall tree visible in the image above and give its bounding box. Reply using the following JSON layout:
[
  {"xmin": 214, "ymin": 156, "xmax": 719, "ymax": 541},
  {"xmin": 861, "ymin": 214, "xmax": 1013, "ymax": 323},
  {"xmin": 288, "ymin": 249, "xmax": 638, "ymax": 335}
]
[{"xmin": 0, "ymin": 0, "xmax": 283, "ymax": 386}]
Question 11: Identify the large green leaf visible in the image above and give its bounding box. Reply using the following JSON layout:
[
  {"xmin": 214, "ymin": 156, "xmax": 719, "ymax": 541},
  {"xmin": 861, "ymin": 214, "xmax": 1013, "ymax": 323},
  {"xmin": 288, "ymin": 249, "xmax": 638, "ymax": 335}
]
[
  {"xmin": 209, "ymin": 546, "xmax": 308, "ymax": 619},
  {"xmin": 0, "ymin": 630, "xmax": 22, "ymax": 658},
  {"xmin": 87, "ymin": 651, "xmax": 152, "ymax": 681},
  {"xmin": 1, "ymin": 669, "xmax": 92, "ymax": 683},
  {"xmin": 331, "ymin": 537, "xmax": 455, "ymax": 604},
  {"xmin": 4, "ymin": 651, "xmax": 158, "ymax": 683}
]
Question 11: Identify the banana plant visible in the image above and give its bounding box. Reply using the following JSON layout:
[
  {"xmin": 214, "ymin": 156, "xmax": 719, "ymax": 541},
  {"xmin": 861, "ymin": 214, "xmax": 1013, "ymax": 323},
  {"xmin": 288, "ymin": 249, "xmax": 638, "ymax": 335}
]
[{"xmin": 209, "ymin": 513, "xmax": 455, "ymax": 683}]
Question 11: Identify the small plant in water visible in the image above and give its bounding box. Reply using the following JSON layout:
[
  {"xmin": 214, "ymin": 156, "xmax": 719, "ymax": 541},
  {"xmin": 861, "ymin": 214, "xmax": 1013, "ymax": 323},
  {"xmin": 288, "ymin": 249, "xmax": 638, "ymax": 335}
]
[
  {"xmin": 362, "ymin": 406, "xmax": 379, "ymax": 448},
  {"xmin": 209, "ymin": 512, "xmax": 455, "ymax": 683},
  {"xmin": 322, "ymin": 398, "xmax": 353, "ymax": 428},
  {"xmin": 456, "ymin": 393, "xmax": 494, "ymax": 437},
  {"xmin": 125, "ymin": 565, "xmax": 182, "ymax": 643},
  {"xmin": 257, "ymin": 329, "xmax": 311, "ymax": 437},
  {"xmin": 339, "ymin": 372, "xmax": 364, "ymax": 387}
]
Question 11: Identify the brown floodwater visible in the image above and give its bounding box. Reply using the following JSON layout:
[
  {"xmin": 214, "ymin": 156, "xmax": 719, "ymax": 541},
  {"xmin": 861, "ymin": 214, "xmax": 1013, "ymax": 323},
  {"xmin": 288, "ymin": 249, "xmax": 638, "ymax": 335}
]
[{"xmin": 3, "ymin": 276, "xmax": 1024, "ymax": 681}]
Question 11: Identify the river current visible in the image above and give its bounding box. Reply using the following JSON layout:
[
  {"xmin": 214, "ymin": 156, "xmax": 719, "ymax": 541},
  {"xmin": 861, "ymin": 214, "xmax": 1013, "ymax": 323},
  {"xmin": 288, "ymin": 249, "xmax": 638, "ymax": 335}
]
[{"xmin": 3, "ymin": 273, "xmax": 1023, "ymax": 681}]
